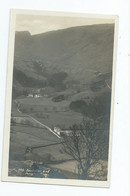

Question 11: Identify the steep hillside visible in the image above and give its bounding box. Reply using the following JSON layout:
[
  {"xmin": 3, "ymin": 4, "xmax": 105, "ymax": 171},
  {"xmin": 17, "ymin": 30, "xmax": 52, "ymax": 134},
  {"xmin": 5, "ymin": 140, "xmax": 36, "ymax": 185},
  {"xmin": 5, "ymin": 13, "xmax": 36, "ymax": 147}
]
[{"xmin": 13, "ymin": 24, "xmax": 114, "ymax": 89}]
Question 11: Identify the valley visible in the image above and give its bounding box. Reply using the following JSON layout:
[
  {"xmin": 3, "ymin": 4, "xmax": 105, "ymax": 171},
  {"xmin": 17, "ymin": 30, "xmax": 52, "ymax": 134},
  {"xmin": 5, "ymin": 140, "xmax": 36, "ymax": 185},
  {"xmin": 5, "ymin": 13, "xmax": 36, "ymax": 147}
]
[{"xmin": 9, "ymin": 23, "xmax": 114, "ymax": 180}]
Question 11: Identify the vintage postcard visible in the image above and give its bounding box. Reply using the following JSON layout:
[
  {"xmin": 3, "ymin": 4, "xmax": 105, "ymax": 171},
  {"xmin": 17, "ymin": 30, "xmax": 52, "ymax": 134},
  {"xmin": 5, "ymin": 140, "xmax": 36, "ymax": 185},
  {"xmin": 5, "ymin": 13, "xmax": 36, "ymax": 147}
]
[{"xmin": 1, "ymin": 9, "xmax": 118, "ymax": 187}]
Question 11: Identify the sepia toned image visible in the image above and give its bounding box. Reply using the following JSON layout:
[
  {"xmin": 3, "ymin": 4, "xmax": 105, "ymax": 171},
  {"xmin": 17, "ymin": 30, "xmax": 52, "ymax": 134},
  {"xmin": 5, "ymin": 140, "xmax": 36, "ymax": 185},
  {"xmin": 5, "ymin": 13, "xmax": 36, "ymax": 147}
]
[{"xmin": 2, "ymin": 9, "xmax": 118, "ymax": 187}]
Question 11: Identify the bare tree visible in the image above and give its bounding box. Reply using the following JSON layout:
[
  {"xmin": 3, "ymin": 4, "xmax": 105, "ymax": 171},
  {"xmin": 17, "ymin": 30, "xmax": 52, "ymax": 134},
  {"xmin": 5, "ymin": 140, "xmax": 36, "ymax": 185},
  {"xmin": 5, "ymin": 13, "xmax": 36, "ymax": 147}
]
[{"xmin": 62, "ymin": 119, "xmax": 109, "ymax": 180}]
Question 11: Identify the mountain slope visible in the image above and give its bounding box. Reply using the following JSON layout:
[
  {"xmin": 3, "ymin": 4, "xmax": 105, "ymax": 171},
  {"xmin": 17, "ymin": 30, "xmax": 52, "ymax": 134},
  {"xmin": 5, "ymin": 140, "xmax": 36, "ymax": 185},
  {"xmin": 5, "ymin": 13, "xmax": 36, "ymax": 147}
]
[{"xmin": 13, "ymin": 23, "xmax": 114, "ymax": 88}]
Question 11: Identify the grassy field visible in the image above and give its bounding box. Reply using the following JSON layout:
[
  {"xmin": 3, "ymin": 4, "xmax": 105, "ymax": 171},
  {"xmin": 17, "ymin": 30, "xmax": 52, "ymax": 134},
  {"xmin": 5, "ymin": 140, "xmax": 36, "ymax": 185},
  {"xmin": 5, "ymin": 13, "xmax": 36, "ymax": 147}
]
[
  {"xmin": 15, "ymin": 97, "xmax": 84, "ymax": 129},
  {"xmin": 17, "ymin": 97, "xmax": 70, "ymax": 107},
  {"xmin": 10, "ymin": 124, "xmax": 70, "ymax": 162},
  {"xmin": 31, "ymin": 111, "xmax": 83, "ymax": 129},
  {"xmin": 10, "ymin": 96, "xmax": 108, "ymax": 180},
  {"xmin": 9, "ymin": 122, "xmax": 76, "ymax": 178},
  {"xmin": 9, "ymin": 97, "xmax": 82, "ymax": 178}
]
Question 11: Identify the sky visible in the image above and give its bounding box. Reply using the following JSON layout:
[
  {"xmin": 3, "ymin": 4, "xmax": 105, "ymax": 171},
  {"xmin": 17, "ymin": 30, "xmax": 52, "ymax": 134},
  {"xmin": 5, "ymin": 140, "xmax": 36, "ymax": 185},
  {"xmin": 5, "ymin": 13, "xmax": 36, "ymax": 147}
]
[{"xmin": 16, "ymin": 14, "xmax": 114, "ymax": 35}]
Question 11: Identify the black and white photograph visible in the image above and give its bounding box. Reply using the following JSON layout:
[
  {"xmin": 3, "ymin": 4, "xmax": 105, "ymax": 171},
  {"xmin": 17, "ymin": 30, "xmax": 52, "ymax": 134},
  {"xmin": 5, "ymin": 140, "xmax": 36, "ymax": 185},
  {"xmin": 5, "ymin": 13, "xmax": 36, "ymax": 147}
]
[{"xmin": 1, "ymin": 9, "xmax": 118, "ymax": 187}]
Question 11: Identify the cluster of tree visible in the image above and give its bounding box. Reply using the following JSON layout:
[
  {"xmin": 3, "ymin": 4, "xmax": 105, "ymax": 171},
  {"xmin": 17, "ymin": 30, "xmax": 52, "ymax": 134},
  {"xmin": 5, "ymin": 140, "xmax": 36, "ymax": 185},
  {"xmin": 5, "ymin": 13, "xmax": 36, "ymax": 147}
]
[
  {"xmin": 69, "ymin": 91, "xmax": 111, "ymax": 129},
  {"xmin": 47, "ymin": 71, "xmax": 68, "ymax": 91},
  {"xmin": 33, "ymin": 60, "xmax": 47, "ymax": 76},
  {"xmin": 13, "ymin": 68, "xmax": 46, "ymax": 88},
  {"xmin": 52, "ymin": 94, "xmax": 65, "ymax": 102},
  {"xmin": 12, "ymin": 87, "xmax": 28, "ymax": 99},
  {"xmin": 62, "ymin": 119, "xmax": 109, "ymax": 180},
  {"xmin": 69, "ymin": 100, "xmax": 86, "ymax": 112},
  {"xmin": 13, "ymin": 67, "xmax": 68, "ymax": 96},
  {"xmin": 63, "ymin": 91, "xmax": 111, "ymax": 180}
]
